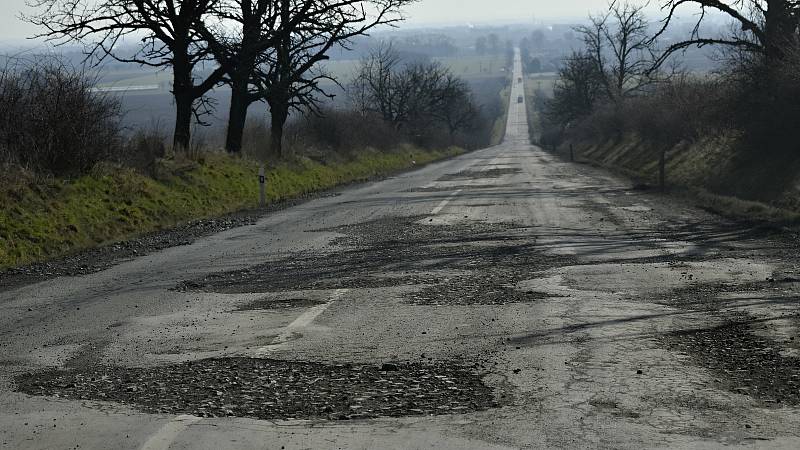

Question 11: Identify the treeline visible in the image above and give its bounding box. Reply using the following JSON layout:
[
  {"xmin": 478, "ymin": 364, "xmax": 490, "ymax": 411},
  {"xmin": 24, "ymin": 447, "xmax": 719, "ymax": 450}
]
[
  {"xmin": 24, "ymin": 0, "xmax": 414, "ymax": 156},
  {"xmin": 3, "ymin": 0, "xmax": 500, "ymax": 177},
  {"xmin": 539, "ymin": 0, "xmax": 800, "ymax": 191}
]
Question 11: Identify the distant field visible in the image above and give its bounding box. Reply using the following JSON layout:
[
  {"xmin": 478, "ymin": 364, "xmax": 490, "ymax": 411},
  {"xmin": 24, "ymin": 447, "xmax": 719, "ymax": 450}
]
[
  {"xmin": 525, "ymin": 73, "xmax": 557, "ymax": 96},
  {"xmin": 437, "ymin": 55, "xmax": 509, "ymax": 79},
  {"xmin": 97, "ymin": 54, "xmax": 510, "ymax": 89},
  {"xmin": 98, "ymin": 53, "xmax": 512, "ymax": 136}
]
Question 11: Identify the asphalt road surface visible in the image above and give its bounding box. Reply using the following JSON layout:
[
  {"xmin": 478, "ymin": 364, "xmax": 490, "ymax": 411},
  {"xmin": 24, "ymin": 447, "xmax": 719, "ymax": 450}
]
[{"xmin": 2, "ymin": 51, "xmax": 800, "ymax": 450}]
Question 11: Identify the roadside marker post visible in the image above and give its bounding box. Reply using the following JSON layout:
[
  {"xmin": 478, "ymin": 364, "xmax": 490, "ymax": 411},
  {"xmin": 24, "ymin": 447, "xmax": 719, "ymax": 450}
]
[{"xmin": 258, "ymin": 166, "xmax": 266, "ymax": 208}]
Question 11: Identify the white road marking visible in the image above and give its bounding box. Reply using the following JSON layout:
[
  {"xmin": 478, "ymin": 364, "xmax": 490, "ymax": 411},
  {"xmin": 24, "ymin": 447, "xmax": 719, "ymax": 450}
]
[
  {"xmin": 257, "ymin": 289, "xmax": 349, "ymax": 354},
  {"xmin": 431, "ymin": 189, "xmax": 462, "ymax": 215},
  {"xmin": 140, "ymin": 415, "xmax": 202, "ymax": 450}
]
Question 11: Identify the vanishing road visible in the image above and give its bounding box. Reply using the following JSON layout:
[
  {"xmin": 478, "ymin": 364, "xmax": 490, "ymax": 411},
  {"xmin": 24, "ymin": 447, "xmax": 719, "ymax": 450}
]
[{"xmin": 2, "ymin": 51, "xmax": 800, "ymax": 449}]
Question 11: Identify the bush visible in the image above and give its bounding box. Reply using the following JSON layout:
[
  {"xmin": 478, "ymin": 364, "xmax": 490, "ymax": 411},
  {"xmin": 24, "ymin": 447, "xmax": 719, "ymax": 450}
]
[
  {"xmin": 120, "ymin": 125, "xmax": 167, "ymax": 175},
  {"xmin": 293, "ymin": 109, "xmax": 405, "ymax": 154},
  {"xmin": 0, "ymin": 58, "xmax": 122, "ymax": 176}
]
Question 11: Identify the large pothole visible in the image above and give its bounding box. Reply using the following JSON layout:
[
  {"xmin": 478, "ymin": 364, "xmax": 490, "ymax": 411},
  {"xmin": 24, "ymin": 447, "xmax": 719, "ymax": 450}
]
[
  {"xmin": 665, "ymin": 317, "xmax": 800, "ymax": 406},
  {"xmin": 437, "ymin": 168, "xmax": 523, "ymax": 181},
  {"xmin": 175, "ymin": 216, "xmax": 577, "ymax": 306},
  {"xmin": 17, "ymin": 358, "xmax": 497, "ymax": 420}
]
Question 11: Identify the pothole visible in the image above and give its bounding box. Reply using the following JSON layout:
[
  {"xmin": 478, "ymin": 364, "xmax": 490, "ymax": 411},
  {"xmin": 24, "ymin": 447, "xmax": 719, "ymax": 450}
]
[
  {"xmin": 236, "ymin": 298, "xmax": 327, "ymax": 311},
  {"xmin": 664, "ymin": 318, "xmax": 800, "ymax": 406},
  {"xmin": 175, "ymin": 216, "xmax": 576, "ymax": 305},
  {"xmin": 16, "ymin": 358, "xmax": 498, "ymax": 420},
  {"xmin": 404, "ymin": 184, "xmax": 520, "ymax": 192},
  {"xmin": 437, "ymin": 168, "xmax": 522, "ymax": 181},
  {"xmin": 407, "ymin": 275, "xmax": 564, "ymax": 306}
]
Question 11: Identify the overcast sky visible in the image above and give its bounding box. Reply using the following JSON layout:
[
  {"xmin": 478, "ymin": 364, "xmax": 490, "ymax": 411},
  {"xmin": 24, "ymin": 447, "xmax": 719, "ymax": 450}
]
[{"xmin": 3, "ymin": 0, "xmax": 666, "ymax": 41}]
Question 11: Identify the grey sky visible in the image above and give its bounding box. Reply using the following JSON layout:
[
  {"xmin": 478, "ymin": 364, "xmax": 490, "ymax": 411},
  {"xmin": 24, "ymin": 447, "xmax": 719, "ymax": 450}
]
[
  {"xmin": 404, "ymin": 0, "xmax": 658, "ymax": 25},
  {"xmin": 3, "ymin": 0, "xmax": 665, "ymax": 41}
]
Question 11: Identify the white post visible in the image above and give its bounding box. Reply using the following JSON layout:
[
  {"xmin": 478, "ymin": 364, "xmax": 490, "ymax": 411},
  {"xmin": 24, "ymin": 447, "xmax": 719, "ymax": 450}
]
[{"xmin": 258, "ymin": 165, "xmax": 266, "ymax": 208}]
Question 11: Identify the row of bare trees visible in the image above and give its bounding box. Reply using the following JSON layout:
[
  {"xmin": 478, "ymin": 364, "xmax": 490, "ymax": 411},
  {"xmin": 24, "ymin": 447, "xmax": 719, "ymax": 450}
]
[
  {"xmin": 542, "ymin": 0, "xmax": 800, "ymax": 190},
  {"xmin": 349, "ymin": 45, "xmax": 478, "ymax": 143},
  {"xmin": 546, "ymin": 1, "xmax": 669, "ymax": 127},
  {"xmin": 548, "ymin": 0, "xmax": 800, "ymax": 128},
  {"xmin": 25, "ymin": 0, "xmax": 414, "ymax": 156}
]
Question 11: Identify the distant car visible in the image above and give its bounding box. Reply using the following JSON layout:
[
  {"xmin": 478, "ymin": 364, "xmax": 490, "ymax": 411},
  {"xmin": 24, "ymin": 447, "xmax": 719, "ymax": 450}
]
[
  {"xmin": 517, "ymin": 96, "xmax": 524, "ymax": 103},
  {"xmin": 518, "ymin": 77, "xmax": 523, "ymax": 83}
]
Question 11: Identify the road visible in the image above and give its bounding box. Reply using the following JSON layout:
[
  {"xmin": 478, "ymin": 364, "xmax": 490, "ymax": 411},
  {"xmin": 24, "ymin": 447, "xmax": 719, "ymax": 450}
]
[{"xmin": 2, "ymin": 51, "xmax": 800, "ymax": 450}]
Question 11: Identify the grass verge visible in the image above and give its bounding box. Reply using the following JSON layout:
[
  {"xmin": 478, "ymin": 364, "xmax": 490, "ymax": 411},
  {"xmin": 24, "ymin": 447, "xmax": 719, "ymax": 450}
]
[
  {"xmin": 0, "ymin": 146, "xmax": 464, "ymax": 269},
  {"xmin": 490, "ymin": 83, "xmax": 512, "ymax": 146},
  {"xmin": 561, "ymin": 137, "xmax": 800, "ymax": 225}
]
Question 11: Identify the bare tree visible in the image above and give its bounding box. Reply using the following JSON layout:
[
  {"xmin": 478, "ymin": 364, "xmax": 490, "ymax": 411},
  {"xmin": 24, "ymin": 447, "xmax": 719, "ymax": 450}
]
[
  {"xmin": 431, "ymin": 76, "xmax": 478, "ymax": 144},
  {"xmin": 198, "ymin": 0, "xmax": 327, "ymax": 154},
  {"xmin": 250, "ymin": 0, "xmax": 414, "ymax": 157},
  {"xmin": 26, "ymin": 0, "xmax": 226, "ymax": 153},
  {"xmin": 651, "ymin": 0, "xmax": 800, "ymax": 67},
  {"xmin": 352, "ymin": 45, "xmax": 478, "ymax": 140},
  {"xmin": 350, "ymin": 43, "xmax": 402, "ymax": 122},
  {"xmin": 545, "ymin": 51, "xmax": 605, "ymax": 127},
  {"xmin": 576, "ymin": 1, "xmax": 660, "ymax": 101}
]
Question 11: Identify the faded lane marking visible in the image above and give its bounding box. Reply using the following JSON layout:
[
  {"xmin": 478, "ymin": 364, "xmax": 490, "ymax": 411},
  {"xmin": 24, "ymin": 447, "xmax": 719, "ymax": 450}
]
[
  {"xmin": 257, "ymin": 288, "xmax": 349, "ymax": 354},
  {"xmin": 431, "ymin": 189, "xmax": 463, "ymax": 215},
  {"xmin": 140, "ymin": 414, "xmax": 202, "ymax": 450}
]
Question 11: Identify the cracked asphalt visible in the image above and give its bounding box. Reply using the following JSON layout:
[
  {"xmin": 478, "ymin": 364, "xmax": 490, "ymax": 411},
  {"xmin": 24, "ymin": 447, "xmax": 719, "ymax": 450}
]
[{"xmin": 1, "ymin": 50, "xmax": 800, "ymax": 449}]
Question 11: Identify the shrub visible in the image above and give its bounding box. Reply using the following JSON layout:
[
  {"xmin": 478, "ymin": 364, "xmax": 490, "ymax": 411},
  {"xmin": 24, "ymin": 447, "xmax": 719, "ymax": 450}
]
[{"xmin": 0, "ymin": 58, "xmax": 122, "ymax": 176}]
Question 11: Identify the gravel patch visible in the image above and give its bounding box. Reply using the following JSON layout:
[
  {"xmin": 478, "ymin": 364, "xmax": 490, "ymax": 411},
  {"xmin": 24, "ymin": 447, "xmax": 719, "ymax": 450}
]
[
  {"xmin": 665, "ymin": 318, "xmax": 800, "ymax": 406},
  {"xmin": 404, "ymin": 184, "xmax": 521, "ymax": 193},
  {"xmin": 16, "ymin": 358, "xmax": 497, "ymax": 421},
  {"xmin": 654, "ymin": 276, "xmax": 800, "ymax": 407},
  {"xmin": 236, "ymin": 298, "xmax": 328, "ymax": 311},
  {"xmin": 177, "ymin": 216, "xmax": 576, "ymax": 305},
  {"xmin": 437, "ymin": 168, "xmax": 523, "ymax": 181}
]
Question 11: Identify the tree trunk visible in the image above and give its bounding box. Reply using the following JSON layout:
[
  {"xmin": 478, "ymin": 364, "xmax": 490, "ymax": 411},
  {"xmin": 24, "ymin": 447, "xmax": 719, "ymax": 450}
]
[
  {"xmin": 270, "ymin": 102, "xmax": 289, "ymax": 157},
  {"xmin": 172, "ymin": 61, "xmax": 193, "ymax": 154},
  {"xmin": 225, "ymin": 74, "xmax": 250, "ymax": 154},
  {"xmin": 173, "ymin": 92, "xmax": 193, "ymax": 154},
  {"xmin": 764, "ymin": 0, "xmax": 792, "ymax": 63}
]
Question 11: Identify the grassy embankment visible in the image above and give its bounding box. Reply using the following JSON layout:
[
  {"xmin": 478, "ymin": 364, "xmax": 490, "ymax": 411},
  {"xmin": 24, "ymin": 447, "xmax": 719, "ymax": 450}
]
[
  {"xmin": 490, "ymin": 83, "xmax": 512, "ymax": 145},
  {"xmin": 522, "ymin": 74, "xmax": 556, "ymax": 144},
  {"xmin": 0, "ymin": 147, "xmax": 463, "ymax": 269},
  {"xmin": 564, "ymin": 134, "xmax": 800, "ymax": 222}
]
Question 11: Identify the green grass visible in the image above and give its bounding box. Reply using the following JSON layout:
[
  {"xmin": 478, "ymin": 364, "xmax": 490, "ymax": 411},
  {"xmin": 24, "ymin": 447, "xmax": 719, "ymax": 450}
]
[
  {"xmin": 0, "ymin": 147, "xmax": 463, "ymax": 269},
  {"xmin": 491, "ymin": 83, "xmax": 512, "ymax": 145},
  {"xmin": 571, "ymin": 133, "xmax": 800, "ymax": 224}
]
